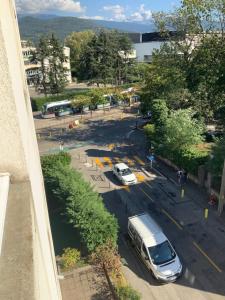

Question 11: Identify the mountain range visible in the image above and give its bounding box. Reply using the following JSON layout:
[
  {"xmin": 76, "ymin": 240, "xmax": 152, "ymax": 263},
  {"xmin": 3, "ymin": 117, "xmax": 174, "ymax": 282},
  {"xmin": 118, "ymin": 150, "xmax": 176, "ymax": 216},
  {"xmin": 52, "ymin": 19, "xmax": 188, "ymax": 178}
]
[{"xmin": 18, "ymin": 14, "xmax": 156, "ymax": 43}]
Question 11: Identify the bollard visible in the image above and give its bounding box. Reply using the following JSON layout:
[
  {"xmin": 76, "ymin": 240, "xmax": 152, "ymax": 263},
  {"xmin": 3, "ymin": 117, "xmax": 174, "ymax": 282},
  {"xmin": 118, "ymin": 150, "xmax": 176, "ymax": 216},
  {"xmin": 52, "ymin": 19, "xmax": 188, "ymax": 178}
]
[
  {"xmin": 49, "ymin": 131, "xmax": 52, "ymax": 137},
  {"xmin": 181, "ymin": 188, "xmax": 184, "ymax": 198},
  {"xmin": 204, "ymin": 208, "xmax": 209, "ymax": 219}
]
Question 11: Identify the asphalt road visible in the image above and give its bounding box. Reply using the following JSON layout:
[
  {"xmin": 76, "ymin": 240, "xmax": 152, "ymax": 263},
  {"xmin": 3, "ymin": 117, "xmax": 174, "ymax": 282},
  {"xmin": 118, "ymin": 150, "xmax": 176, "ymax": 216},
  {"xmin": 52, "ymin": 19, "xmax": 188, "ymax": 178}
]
[{"xmin": 37, "ymin": 113, "xmax": 225, "ymax": 300}]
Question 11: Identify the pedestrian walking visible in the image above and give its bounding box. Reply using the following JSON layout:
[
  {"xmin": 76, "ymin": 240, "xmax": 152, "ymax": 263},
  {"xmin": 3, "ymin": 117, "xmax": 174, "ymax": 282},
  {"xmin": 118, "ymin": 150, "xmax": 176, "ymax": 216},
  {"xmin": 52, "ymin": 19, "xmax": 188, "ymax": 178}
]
[
  {"xmin": 59, "ymin": 140, "xmax": 64, "ymax": 151},
  {"xmin": 177, "ymin": 170, "xmax": 183, "ymax": 185}
]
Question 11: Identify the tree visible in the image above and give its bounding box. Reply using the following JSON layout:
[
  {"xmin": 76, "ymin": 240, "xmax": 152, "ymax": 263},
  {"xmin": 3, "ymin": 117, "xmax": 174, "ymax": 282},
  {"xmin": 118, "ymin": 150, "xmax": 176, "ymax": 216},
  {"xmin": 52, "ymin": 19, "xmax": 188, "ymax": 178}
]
[
  {"xmin": 163, "ymin": 109, "xmax": 204, "ymax": 151},
  {"xmin": 48, "ymin": 34, "xmax": 68, "ymax": 94},
  {"xmin": 71, "ymin": 94, "xmax": 91, "ymax": 110},
  {"xmin": 78, "ymin": 30, "xmax": 133, "ymax": 85},
  {"xmin": 32, "ymin": 36, "xmax": 50, "ymax": 96},
  {"xmin": 64, "ymin": 31, "xmax": 94, "ymax": 78}
]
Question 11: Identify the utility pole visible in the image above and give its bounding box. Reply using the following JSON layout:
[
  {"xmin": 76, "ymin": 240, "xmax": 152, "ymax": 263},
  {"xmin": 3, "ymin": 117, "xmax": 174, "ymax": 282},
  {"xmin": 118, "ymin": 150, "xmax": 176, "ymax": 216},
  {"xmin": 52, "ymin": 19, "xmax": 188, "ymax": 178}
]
[{"xmin": 218, "ymin": 160, "xmax": 225, "ymax": 215}]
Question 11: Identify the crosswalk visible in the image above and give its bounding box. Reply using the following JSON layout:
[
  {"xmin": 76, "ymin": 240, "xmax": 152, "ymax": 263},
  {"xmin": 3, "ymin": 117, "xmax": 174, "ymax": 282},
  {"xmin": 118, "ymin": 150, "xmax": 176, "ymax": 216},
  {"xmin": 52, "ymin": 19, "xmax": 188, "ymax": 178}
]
[{"xmin": 93, "ymin": 155, "xmax": 147, "ymax": 183}]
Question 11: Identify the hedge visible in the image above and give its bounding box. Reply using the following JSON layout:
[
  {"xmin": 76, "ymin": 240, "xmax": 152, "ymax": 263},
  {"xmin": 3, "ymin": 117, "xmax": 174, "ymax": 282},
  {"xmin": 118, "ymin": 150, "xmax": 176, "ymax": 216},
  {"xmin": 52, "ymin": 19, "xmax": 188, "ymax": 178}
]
[
  {"xmin": 158, "ymin": 146, "xmax": 209, "ymax": 175},
  {"xmin": 41, "ymin": 153, "xmax": 118, "ymax": 252},
  {"xmin": 31, "ymin": 89, "xmax": 89, "ymax": 111}
]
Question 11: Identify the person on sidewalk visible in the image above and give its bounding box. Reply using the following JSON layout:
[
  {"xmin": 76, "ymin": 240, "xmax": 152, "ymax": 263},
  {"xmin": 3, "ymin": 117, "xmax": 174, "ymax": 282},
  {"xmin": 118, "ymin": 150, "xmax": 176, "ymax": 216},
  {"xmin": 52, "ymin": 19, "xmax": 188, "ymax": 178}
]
[
  {"xmin": 181, "ymin": 171, "xmax": 188, "ymax": 185},
  {"xmin": 177, "ymin": 170, "xmax": 183, "ymax": 185}
]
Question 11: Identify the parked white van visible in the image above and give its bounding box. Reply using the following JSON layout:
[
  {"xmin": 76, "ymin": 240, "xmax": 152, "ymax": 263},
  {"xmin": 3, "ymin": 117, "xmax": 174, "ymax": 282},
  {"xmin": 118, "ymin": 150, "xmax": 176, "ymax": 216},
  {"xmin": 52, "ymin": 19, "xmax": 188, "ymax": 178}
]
[{"xmin": 128, "ymin": 213, "xmax": 182, "ymax": 282}]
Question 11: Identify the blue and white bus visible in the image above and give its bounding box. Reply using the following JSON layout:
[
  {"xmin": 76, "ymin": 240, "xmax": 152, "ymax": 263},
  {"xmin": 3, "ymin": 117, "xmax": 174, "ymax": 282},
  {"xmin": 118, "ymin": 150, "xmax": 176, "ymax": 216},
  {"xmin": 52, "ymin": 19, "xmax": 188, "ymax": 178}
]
[{"xmin": 41, "ymin": 100, "xmax": 74, "ymax": 118}]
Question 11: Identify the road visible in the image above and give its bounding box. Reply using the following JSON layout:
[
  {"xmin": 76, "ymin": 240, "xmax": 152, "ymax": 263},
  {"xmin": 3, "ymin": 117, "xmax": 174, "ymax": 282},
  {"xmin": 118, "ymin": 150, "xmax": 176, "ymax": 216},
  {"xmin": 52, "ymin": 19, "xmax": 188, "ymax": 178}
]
[{"xmin": 36, "ymin": 112, "xmax": 225, "ymax": 300}]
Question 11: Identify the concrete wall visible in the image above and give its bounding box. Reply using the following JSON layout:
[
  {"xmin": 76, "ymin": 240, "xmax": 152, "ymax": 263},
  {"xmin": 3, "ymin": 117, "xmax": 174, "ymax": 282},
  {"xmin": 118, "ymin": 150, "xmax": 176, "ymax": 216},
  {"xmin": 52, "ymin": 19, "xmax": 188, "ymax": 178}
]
[
  {"xmin": 133, "ymin": 41, "xmax": 163, "ymax": 62},
  {"xmin": 0, "ymin": 0, "xmax": 61, "ymax": 299}
]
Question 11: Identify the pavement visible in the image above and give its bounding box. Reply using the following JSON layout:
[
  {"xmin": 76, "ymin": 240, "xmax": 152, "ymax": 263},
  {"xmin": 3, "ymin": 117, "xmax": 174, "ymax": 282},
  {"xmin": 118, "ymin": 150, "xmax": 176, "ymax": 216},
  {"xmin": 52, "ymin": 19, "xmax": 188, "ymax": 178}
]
[
  {"xmin": 37, "ymin": 111, "xmax": 225, "ymax": 299},
  {"xmin": 59, "ymin": 265, "xmax": 113, "ymax": 300}
]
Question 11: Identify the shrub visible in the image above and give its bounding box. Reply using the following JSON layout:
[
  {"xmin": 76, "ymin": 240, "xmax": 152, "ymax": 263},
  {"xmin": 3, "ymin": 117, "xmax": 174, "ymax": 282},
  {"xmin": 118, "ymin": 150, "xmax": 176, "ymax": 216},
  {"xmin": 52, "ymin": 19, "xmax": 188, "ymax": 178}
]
[
  {"xmin": 61, "ymin": 247, "xmax": 81, "ymax": 270},
  {"xmin": 41, "ymin": 154, "xmax": 118, "ymax": 252},
  {"xmin": 90, "ymin": 240, "xmax": 121, "ymax": 276},
  {"xmin": 159, "ymin": 146, "xmax": 209, "ymax": 175},
  {"xmin": 116, "ymin": 286, "xmax": 141, "ymax": 300},
  {"xmin": 144, "ymin": 124, "xmax": 155, "ymax": 140}
]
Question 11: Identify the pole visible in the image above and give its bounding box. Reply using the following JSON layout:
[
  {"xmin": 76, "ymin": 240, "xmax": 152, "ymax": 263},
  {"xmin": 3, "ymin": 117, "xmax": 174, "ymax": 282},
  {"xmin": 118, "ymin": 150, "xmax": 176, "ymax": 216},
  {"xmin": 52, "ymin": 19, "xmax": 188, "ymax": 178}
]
[{"xmin": 218, "ymin": 160, "xmax": 225, "ymax": 215}]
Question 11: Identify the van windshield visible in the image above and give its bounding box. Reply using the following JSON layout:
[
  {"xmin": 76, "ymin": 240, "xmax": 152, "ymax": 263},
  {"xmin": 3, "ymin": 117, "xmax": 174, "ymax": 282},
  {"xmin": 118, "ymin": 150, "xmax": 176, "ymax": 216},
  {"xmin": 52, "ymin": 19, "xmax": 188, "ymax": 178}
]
[{"xmin": 148, "ymin": 241, "xmax": 176, "ymax": 265}]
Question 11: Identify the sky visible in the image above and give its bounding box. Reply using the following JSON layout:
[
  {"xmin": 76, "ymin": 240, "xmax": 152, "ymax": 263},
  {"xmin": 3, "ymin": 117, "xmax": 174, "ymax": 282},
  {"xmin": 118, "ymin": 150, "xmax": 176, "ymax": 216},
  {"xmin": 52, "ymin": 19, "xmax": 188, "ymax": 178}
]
[{"xmin": 16, "ymin": 0, "xmax": 181, "ymax": 22}]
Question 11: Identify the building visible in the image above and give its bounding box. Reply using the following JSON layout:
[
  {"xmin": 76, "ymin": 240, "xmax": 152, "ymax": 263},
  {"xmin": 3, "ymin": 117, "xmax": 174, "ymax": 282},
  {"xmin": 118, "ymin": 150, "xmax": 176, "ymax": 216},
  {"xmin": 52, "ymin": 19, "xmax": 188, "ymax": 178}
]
[
  {"xmin": 0, "ymin": 1, "xmax": 62, "ymax": 299},
  {"xmin": 21, "ymin": 40, "xmax": 72, "ymax": 86},
  {"xmin": 128, "ymin": 32, "xmax": 176, "ymax": 63}
]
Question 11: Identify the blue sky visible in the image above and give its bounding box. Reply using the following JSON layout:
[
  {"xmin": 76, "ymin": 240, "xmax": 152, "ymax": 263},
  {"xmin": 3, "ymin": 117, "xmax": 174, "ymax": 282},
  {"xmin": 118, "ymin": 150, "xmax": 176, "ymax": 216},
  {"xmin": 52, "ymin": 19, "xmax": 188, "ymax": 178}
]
[{"xmin": 16, "ymin": 0, "xmax": 181, "ymax": 22}]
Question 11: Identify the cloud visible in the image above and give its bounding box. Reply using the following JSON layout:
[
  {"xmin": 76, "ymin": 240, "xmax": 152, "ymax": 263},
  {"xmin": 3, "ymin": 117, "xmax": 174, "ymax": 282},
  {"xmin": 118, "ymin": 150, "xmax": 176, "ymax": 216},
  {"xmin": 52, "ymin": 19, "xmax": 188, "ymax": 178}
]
[
  {"xmin": 130, "ymin": 4, "xmax": 152, "ymax": 22},
  {"xmin": 80, "ymin": 15, "xmax": 105, "ymax": 20},
  {"xmin": 16, "ymin": 0, "xmax": 85, "ymax": 14},
  {"xmin": 103, "ymin": 5, "xmax": 126, "ymax": 21}
]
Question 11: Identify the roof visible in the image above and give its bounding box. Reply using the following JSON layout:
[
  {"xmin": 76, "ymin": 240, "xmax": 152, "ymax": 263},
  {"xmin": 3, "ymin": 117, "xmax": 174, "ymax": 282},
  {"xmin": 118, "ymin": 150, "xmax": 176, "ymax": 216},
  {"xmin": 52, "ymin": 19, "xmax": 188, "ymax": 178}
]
[
  {"xmin": 114, "ymin": 163, "xmax": 129, "ymax": 170},
  {"xmin": 129, "ymin": 213, "xmax": 166, "ymax": 247},
  {"xmin": 44, "ymin": 99, "xmax": 70, "ymax": 108}
]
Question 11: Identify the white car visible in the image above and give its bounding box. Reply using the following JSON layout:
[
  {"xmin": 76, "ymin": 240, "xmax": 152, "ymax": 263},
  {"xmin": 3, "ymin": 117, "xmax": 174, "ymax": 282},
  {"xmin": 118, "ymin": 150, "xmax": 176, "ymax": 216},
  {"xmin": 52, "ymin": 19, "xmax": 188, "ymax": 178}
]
[{"xmin": 113, "ymin": 163, "xmax": 137, "ymax": 185}]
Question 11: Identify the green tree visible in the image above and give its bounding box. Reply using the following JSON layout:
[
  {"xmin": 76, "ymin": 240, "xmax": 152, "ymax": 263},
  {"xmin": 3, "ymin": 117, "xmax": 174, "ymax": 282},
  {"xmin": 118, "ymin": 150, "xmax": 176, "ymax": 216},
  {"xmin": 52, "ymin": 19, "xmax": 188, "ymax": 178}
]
[
  {"xmin": 163, "ymin": 109, "xmax": 204, "ymax": 151},
  {"xmin": 48, "ymin": 34, "xmax": 68, "ymax": 94},
  {"xmin": 64, "ymin": 31, "xmax": 94, "ymax": 78},
  {"xmin": 32, "ymin": 36, "xmax": 50, "ymax": 96},
  {"xmin": 71, "ymin": 94, "xmax": 91, "ymax": 110},
  {"xmin": 78, "ymin": 30, "xmax": 133, "ymax": 85}
]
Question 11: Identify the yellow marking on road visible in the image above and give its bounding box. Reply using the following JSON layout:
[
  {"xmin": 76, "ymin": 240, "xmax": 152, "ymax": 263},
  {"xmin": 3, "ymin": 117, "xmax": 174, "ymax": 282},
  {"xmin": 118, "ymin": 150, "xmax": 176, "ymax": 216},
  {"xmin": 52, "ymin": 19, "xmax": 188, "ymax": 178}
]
[
  {"xmin": 135, "ymin": 173, "xmax": 145, "ymax": 182},
  {"xmin": 161, "ymin": 209, "xmax": 183, "ymax": 230},
  {"xmin": 108, "ymin": 144, "xmax": 115, "ymax": 150},
  {"xmin": 125, "ymin": 157, "xmax": 135, "ymax": 167},
  {"xmin": 104, "ymin": 157, "xmax": 113, "ymax": 168},
  {"xmin": 122, "ymin": 185, "xmax": 130, "ymax": 193},
  {"xmin": 94, "ymin": 158, "xmax": 104, "ymax": 169},
  {"xmin": 138, "ymin": 186, "xmax": 154, "ymax": 203},
  {"xmin": 193, "ymin": 242, "xmax": 222, "ymax": 273},
  {"xmin": 133, "ymin": 155, "xmax": 145, "ymax": 166}
]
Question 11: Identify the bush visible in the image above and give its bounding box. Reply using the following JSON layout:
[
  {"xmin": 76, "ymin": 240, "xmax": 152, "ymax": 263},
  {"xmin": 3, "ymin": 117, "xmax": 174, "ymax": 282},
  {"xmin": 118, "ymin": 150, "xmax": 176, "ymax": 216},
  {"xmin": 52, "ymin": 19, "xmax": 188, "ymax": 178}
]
[
  {"xmin": 159, "ymin": 146, "xmax": 209, "ymax": 175},
  {"xmin": 31, "ymin": 90, "xmax": 89, "ymax": 111},
  {"xmin": 116, "ymin": 286, "xmax": 141, "ymax": 300},
  {"xmin": 41, "ymin": 154, "xmax": 118, "ymax": 252},
  {"xmin": 41, "ymin": 152, "xmax": 71, "ymax": 177},
  {"xmin": 143, "ymin": 124, "xmax": 155, "ymax": 140},
  {"xmin": 61, "ymin": 247, "xmax": 81, "ymax": 270}
]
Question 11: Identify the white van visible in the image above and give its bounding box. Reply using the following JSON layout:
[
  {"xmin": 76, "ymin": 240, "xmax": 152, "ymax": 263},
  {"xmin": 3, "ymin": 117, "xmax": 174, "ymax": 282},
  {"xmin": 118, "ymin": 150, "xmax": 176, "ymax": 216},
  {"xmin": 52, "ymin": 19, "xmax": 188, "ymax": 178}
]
[{"xmin": 128, "ymin": 213, "xmax": 182, "ymax": 282}]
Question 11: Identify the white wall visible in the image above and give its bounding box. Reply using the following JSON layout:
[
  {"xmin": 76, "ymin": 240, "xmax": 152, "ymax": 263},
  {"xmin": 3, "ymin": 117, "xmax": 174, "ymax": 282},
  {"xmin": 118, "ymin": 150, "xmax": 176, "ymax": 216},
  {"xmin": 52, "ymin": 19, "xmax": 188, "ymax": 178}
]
[
  {"xmin": 0, "ymin": 1, "xmax": 62, "ymax": 299},
  {"xmin": 133, "ymin": 41, "xmax": 164, "ymax": 62}
]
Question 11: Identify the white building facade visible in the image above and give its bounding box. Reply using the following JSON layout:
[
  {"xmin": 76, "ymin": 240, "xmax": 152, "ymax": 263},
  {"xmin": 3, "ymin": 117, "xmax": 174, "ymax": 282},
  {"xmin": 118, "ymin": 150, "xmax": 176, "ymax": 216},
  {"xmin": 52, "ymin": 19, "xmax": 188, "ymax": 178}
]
[{"xmin": 21, "ymin": 41, "xmax": 72, "ymax": 86}]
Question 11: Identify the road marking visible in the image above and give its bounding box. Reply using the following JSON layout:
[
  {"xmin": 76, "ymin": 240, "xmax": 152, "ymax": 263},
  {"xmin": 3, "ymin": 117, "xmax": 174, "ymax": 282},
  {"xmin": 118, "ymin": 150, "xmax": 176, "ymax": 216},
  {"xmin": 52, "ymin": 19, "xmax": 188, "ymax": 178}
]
[
  {"xmin": 94, "ymin": 158, "xmax": 104, "ymax": 169},
  {"xmin": 135, "ymin": 173, "xmax": 145, "ymax": 182},
  {"xmin": 161, "ymin": 209, "xmax": 183, "ymax": 230},
  {"xmin": 125, "ymin": 157, "xmax": 135, "ymax": 167},
  {"xmin": 108, "ymin": 144, "xmax": 115, "ymax": 150},
  {"xmin": 137, "ymin": 186, "xmax": 154, "ymax": 202},
  {"xmin": 193, "ymin": 242, "xmax": 222, "ymax": 273},
  {"xmin": 133, "ymin": 156, "xmax": 145, "ymax": 166},
  {"xmin": 126, "ymin": 130, "xmax": 134, "ymax": 139},
  {"xmin": 103, "ymin": 157, "xmax": 113, "ymax": 168},
  {"xmin": 143, "ymin": 181, "xmax": 153, "ymax": 189}
]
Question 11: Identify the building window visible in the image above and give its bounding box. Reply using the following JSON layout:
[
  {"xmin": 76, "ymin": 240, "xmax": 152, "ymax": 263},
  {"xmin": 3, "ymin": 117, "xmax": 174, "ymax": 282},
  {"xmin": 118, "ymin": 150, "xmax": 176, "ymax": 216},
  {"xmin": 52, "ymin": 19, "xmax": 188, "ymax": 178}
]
[{"xmin": 144, "ymin": 55, "xmax": 152, "ymax": 62}]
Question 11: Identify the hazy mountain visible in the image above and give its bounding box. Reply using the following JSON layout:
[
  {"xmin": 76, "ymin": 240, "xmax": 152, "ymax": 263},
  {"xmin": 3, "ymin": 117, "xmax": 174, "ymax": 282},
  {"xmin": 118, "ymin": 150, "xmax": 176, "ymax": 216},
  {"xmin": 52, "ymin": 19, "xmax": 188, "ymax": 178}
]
[{"xmin": 18, "ymin": 14, "xmax": 155, "ymax": 43}]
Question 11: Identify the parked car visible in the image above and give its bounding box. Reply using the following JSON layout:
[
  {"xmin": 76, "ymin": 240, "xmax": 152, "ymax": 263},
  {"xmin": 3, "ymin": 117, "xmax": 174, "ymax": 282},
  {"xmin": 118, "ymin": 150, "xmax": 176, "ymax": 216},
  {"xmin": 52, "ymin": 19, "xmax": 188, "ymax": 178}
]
[
  {"xmin": 128, "ymin": 213, "xmax": 182, "ymax": 283},
  {"xmin": 113, "ymin": 163, "xmax": 137, "ymax": 185}
]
